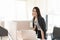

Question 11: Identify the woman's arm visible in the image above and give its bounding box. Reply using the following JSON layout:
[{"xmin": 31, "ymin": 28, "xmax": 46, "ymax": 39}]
[{"xmin": 41, "ymin": 29, "xmax": 44, "ymax": 40}]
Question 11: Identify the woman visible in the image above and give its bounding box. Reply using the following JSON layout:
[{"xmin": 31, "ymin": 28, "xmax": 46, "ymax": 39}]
[{"xmin": 32, "ymin": 7, "xmax": 46, "ymax": 40}]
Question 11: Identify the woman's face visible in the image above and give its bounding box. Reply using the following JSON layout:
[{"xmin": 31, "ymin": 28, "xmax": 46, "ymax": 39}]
[{"xmin": 32, "ymin": 9, "xmax": 37, "ymax": 17}]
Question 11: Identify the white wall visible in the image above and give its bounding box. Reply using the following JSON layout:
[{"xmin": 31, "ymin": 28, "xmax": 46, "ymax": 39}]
[
  {"xmin": 16, "ymin": 1, "xmax": 27, "ymax": 21},
  {"xmin": 47, "ymin": 0, "xmax": 60, "ymax": 15},
  {"xmin": 0, "ymin": 0, "xmax": 8, "ymax": 21},
  {"xmin": 47, "ymin": 0, "xmax": 60, "ymax": 33},
  {"xmin": 0, "ymin": 0, "xmax": 16, "ymax": 21}
]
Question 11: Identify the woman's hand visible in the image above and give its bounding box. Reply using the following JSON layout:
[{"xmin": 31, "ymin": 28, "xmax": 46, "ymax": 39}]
[
  {"xmin": 33, "ymin": 26, "xmax": 36, "ymax": 31},
  {"xmin": 41, "ymin": 38, "xmax": 44, "ymax": 40},
  {"xmin": 33, "ymin": 28, "xmax": 35, "ymax": 31}
]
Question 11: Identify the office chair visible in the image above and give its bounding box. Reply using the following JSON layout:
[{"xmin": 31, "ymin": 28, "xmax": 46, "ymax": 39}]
[
  {"xmin": 52, "ymin": 27, "xmax": 60, "ymax": 40},
  {"xmin": 0, "ymin": 26, "xmax": 8, "ymax": 40}
]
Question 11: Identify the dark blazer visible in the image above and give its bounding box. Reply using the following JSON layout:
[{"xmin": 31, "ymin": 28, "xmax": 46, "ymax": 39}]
[{"xmin": 33, "ymin": 17, "xmax": 46, "ymax": 39}]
